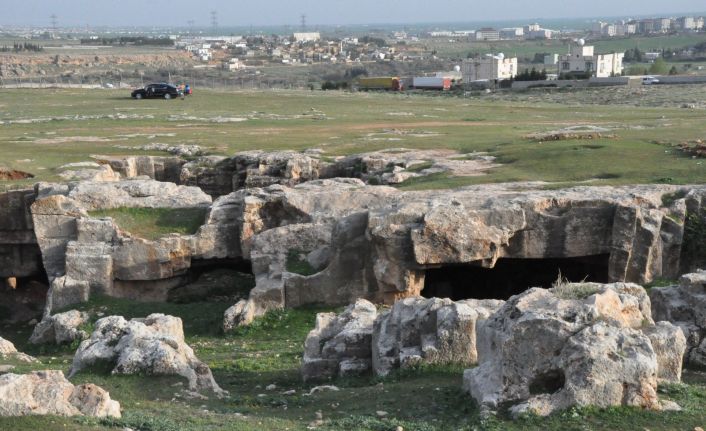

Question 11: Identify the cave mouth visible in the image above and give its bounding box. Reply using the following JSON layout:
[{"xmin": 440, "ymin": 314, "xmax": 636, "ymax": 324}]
[
  {"xmin": 422, "ymin": 254, "xmax": 610, "ymax": 301},
  {"xmin": 0, "ymin": 272, "xmax": 50, "ymax": 323},
  {"xmin": 166, "ymin": 258, "xmax": 255, "ymax": 304}
]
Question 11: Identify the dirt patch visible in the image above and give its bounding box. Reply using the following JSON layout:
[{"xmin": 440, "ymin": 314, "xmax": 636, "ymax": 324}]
[
  {"xmin": 676, "ymin": 139, "xmax": 706, "ymax": 158},
  {"xmin": 527, "ymin": 126, "xmax": 617, "ymax": 142},
  {"xmin": 33, "ymin": 136, "xmax": 117, "ymax": 145},
  {"xmin": 0, "ymin": 168, "xmax": 34, "ymax": 180}
]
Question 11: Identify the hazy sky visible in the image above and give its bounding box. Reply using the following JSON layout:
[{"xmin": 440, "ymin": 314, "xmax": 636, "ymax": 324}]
[{"xmin": 1, "ymin": 0, "xmax": 704, "ymax": 27}]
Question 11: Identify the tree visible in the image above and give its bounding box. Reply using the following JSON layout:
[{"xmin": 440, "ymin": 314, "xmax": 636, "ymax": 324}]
[
  {"xmin": 649, "ymin": 58, "xmax": 669, "ymax": 75},
  {"xmin": 669, "ymin": 66, "xmax": 679, "ymax": 75}
]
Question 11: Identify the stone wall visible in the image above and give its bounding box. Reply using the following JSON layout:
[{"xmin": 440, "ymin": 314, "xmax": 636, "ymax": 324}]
[{"xmin": 0, "ymin": 189, "xmax": 42, "ymax": 279}]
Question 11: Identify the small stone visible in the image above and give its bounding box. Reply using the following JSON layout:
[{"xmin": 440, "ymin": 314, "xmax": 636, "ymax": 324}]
[
  {"xmin": 266, "ymin": 384, "xmax": 277, "ymax": 391},
  {"xmin": 376, "ymin": 410, "xmax": 388, "ymax": 418},
  {"xmin": 282, "ymin": 389, "xmax": 296, "ymax": 395}
]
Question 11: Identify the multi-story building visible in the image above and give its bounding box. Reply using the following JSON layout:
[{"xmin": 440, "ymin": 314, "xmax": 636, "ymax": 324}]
[
  {"xmin": 462, "ymin": 55, "xmax": 517, "ymax": 81},
  {"xmin": 557, "ymin": 41, "xmax": 624, "ymax": 78},
  {"xmin": 500, "ymin": 28, "xmax": 524, "ymax": 40},
  {"xmin": 677, "ymin": 16, "xmax": 696, "ymax": 30},
  {"xmin": 474, "ymin": 28, "xmax": 500, "ymax": 41},
  {"xmin": 293, "ymin": 32, "xmax": 321, "ymax": 43}
]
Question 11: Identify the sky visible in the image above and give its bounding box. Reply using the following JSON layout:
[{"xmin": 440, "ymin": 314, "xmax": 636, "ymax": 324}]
[{"xmin": 1, "ymin": 0, "xmax": 704, "ymax": 27}]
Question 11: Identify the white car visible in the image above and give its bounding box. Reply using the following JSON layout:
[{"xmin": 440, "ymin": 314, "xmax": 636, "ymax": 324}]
[{"xmin": 642, "ymin": 76, "xmax": 660, "ymax": 85}]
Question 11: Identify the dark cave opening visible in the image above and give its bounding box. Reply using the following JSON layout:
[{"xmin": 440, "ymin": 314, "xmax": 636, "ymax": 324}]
[
  {"xmin": 0, "ymin": 272, "xmax": 50, "ymax": 323},
  {"xmin": 166, "ymin": 258, "xmax": 255, "ymax": 303},
  {"xmin": 422, "ymin": 254, "xmax": 610, "ymax": 301}
]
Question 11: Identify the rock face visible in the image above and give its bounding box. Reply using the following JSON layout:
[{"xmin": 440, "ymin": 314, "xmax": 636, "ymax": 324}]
[
  {"xmin": 0, "ymin": 189, "xmax": 42, "ymax": 280},
  {"xmin": 302, "ymin": 300, "xmax": 378, "ymax": 381},
  {"xmin": 373, "ymin": 297, "xmax": 504, "ymax": 376},
  {"xmin": 70, "ymin": 314, "xmax": 225, "ymax": 395},
  {"xmin": 650, "ymin": 270, "xmax": 706, "ymax": 368},
  {"xmin": 301, "ymin": 297, "xmax": 504, "ymax": 381},
  {"xmin": 30, "ymin": 310, "xmax": 89, "ymax": 345},
  {"xmin": 0, "ymin": 370, "xmax": 120, "ymax": 418},
  {"xmin": 463, "ymin": 283, "xmax": 683, "ymax": 417}
]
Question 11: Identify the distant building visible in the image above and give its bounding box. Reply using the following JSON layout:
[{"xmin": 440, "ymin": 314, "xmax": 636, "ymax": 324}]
[
  {"xmin": 677, "ymin": 16, "xmax": 696, "ymax": 30},
  {"xmin": 223, "ymin": 58, "xmax": 244, "ymax": 71},
  {"xmin": 474, "ymin": 28, "xmax": 500, "ymax": 41},
  {"xmin": 293, "ymin": 32, "xmax": 321, "ymax": 43},
  {"xmin": 544, "ymin": 54, "xmax": 559, "ymax": 66},
  {"xmin": 557, "ymin": 41, "xmax": 623, "ymax": 78},
  {"xmin": 462, "ymin": 55, "xmax": 517, "ymax": 81},
  {"xmin": 500, "ymin": 28, "xmax": 524, "ymax": 40}
]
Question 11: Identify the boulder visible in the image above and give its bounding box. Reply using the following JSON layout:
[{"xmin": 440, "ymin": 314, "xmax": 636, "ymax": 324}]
[
  {"xmin": 0, "ymin": 336, "xmax": 36, "ymax": 363},
  {"xmin": 302, "ymin": 299, "xmax": 378, "ymax": 381},
  {"xmin": 29, "ymin": 310, "xmax": 89, "ymax": 345},
  {"xmin": 46, "ymin": 276, "xmax": 91, "ymax": 313},
  {"xmin": 67, "ymin": 180, "xmax": 211, "ymax": 211},
  {"xmin": 70, "ymin": 314, "xmax": 225, "ymax": 395},
  {"xmin": 650, "ymin": 270, "xmax": 706, "ymax": 367},
  {"xmin": 644, "ymin": 321, "xmax": 687, "ymax": 383},
  {"xmin": 373, "ymin": 297, "xmax": 504, "ymax": 376},
  {"xmin": 0, "ymin": 370, "xmax": 120, "ymax": 418},
  {"xmin": 463, "ymin": 284, "xmax": 680, "ymax": 416}
]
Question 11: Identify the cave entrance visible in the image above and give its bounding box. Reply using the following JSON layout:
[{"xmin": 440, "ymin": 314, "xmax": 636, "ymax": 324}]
[
  {"xmin": 166, "ymin": 258, "xmax": 255, "ymax": 304},
  {"xmin": 0, "ymin": 272, "xmax": 49, "ymax": 323},
  {"xmin": 422, "ymin": 254, "xmax": 610, "ymax": 301}
]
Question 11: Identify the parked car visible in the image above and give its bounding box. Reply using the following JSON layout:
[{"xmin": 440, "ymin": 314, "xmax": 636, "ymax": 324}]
[
  {"xmin": 131, "ymin": 83, "xmax": 181, "ymax": 99},
  {"xmin": 642, "ymin": 76, "xmax": 660, "ymax": 85}
]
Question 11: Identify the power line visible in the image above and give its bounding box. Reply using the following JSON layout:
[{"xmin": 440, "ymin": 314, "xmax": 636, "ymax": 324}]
[{"xmin": 210, "ymin": 11, "xmax": 218, "ymax": 31}]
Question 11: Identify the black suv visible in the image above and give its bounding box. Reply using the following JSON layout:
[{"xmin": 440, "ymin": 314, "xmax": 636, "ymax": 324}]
[{"xmin": 131, "ymin": 83, "xmax": 181, "ymax": 100}]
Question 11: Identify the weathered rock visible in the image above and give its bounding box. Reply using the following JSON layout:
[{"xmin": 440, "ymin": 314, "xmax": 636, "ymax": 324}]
[
  {"xmin": 46, "ymin": 276, "xmax": 91, "ymax": 312},
  {"xmin": 0, "ymin": 336, "xmax": 36, "ymax": 363},
  {"xmin": 59, "ymin": 164, "xmax": 121, "ymax": 182},
  {"xmin": 70, "ymin": 314, "xmax": 225, "ymax": 395},
  {"xmin": 301, "ymin": 297, "xmax": 504, "ymax": 380},
  {"xmin": 94, "ymin": 155, "xmax": 186, "ymax": 183},
  {"xmin": 373, "ymin": 297, "xmax": 504, "ymax": 376},
  {"xmin": 30, "ymin": 310, "xmax": 89, "ymax": 345},
  {"xmin": 302, "ymin": 299, "xmax": 378, "ymax": 381},
  {"xmin": 650, "ymin": 270, "xmax": 706, "ymax": 367},
  {"xmin": 0, "ymin": 189, "xmax": 42, "ymax": 280},
  {"xmin": 463, "ymin": 284, "xmax": 679, "ymax": 416},
  {"xmin": 0, "ymin": 370, "xmax": 120, "ymax": 418},
  {"xmin": 644, "ymin": 321, "xmax": 687, "ymax": 383},
  {"xmin": 67, "ymin": 180, "xmax": 211, "ymax": 210}
]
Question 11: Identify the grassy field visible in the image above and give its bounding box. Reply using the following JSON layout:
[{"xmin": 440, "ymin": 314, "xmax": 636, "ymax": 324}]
[
  {"xmin": 1, "ymin": 86, "xmax": 706, "ymax": 191},
  {"xmin": 424, "ymin": 33, "xmax": 706, "ymax": 59},
  {"xmin": 87, "ymin": 208, "xmax": 209, "ymax": 240},
  {"xmin": 1, "ymin": 296, "xmax": 706, "ymax": 431}
]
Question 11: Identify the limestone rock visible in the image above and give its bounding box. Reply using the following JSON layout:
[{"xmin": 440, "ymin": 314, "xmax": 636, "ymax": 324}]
[
  {"xmin": 46, "ymin": 276, "xmax": 90, "ymax": 313},
  {"xmin": 644, "ymin": 321, "xmax": 687, "ymax": 383},
  {"xmin": 29, "ymin": 310, "xmax": 89, "ymax": 345},
  {"xmin": 0, "ymin": 336, "xmax": 37, "ymax": 363},
  {"xmin": 464, "ymin": 284, "xmax": 677, "ymax": 416},
  {"xmin": 0, "ymin": 370, "xmax": 120, "ymax": 418},
  {"xmin": 650, "ymin": 270, "xmax": 706, "ymax": 367},
  {"xmin": 70, "ymin": 314, "xmax": 225, "ymax": 395},
  {"xmin": 67, "ymin": 180, "xmax": 211, "ymax": 211},
  {"xmin": 373, "ymin": 297, "xmax": 503, "ymax": 376},
  {"xmin": 302, "ymin": 299, "xmax": 378, "ymax": 381}
]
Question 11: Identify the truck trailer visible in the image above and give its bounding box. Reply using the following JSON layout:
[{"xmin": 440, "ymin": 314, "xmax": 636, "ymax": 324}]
[
  {"xmin": 412, "ymin": 77, "xmax": 452, "ymax": 90},
  {"xmin": 356, "ymin": 77, "xmax": 403, "ymax": 91}
]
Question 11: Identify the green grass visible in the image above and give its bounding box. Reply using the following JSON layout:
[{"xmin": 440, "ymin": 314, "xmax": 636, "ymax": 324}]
[
  {"xmin": 87, "ymin": 207, "xmax": 208, "ymax": 240},
  {"xmin": 2, "ymin": 86, "xmax": 706, "ymax": 192},
  {"xmin": 285, "ymin": 250, "xmax": 318, "ymax": 276},
  {"xmin": 2, "ymin": 294, "xmax": 706, "ymax": 430}
]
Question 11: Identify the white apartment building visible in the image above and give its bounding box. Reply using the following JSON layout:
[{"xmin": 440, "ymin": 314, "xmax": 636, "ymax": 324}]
[
  {"xmin": 293, "ymin": 32, "xmax": 321, "ymax": 43},
  {"xmin": 462, "ymin": 55, "xmax": 517, "ymax": 81},
  {"xmin": 557, "ymin": 41, "xmax": 624, "ymax": 78}
]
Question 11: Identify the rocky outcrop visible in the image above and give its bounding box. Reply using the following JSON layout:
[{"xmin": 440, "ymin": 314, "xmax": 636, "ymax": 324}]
[
  {"xmin": 29, "ymin": 310, "xmax": 89, "ymax": 345},
  {"xmin": 650, "ymin": 270, "xmax": 706, "ymax": 368},
  {"xmin": 302, "ymin": 299, "xmax": 378, "ymax": 381},
  {"xmin": 301, "ymin": 297, "xmax": 504, "ymax": 381},
  {"xmin": 70, "ymin": 314, "xmax": 225, "ymax": 395},
  {"xmin": 0, "ymin": 189, "xmax": 42, "ymax": 280},
  {"xmin": 0, "ymin": 370, "xmax": 120, "ymax": 418},
  {"xmin": 93, "ymin": 155, "xmax": 186, "ymax": 184},
  {"xmin": 463, "ymin": 283, "xmax": 683, "ymax": 417},
  {"xmin": 373, "ymin": 297, "xmax": 504, "ymax": 376}
]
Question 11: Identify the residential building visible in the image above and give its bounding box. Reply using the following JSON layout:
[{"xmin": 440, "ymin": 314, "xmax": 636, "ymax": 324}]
[
  {"xmin": 677, "ymin": 16, "xmax": 696, "ymax": 30},
  {"xmin": 462, "ymin": 55, "xmax": 517, "ymax": 81},
  {"xmin": 544, "ymin": 54, "xmax": 559, "ymax": 67},
  {"xmin": 557, "ymin": 41, "xmax": 624, "ymax": 78},
  {"xmin": 474, "ymin": 28, "xmax": 500, "ymax": 41}
]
